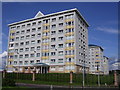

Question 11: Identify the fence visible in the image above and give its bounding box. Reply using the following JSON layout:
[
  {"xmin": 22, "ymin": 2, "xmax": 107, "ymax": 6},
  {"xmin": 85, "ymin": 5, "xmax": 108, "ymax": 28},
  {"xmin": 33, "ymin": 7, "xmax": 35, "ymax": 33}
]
[{"xmin": 3, "ymin": 72, "xmax": 115, "ymax": 87}]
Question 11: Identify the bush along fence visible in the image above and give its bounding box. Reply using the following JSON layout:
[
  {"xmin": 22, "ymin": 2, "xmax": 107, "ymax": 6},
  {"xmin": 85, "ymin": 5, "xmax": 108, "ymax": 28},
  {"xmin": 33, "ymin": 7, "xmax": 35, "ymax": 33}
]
[{"xmin": 2, "ymin": 70, "xmax": 119, "ymax": 87}]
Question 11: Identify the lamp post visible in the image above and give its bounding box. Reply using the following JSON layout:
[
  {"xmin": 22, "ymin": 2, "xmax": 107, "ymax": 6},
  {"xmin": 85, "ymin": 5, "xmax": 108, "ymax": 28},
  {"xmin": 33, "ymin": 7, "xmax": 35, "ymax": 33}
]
[
  {"xmin": 83, "ymin": 61, "xmax": 85, "ymax": 87},
  {"xmin": 97, "ymin": 64, "xmax": 100, "ymax": 87}
]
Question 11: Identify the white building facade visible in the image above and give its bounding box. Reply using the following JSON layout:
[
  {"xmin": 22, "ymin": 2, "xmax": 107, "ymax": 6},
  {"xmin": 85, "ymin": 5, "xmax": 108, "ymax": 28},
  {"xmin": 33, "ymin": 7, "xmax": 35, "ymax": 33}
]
[
  {"xmin": 103, "ymin": 56, "xmax": 109, "ymax": 75},
  {"xmin": 7, "ymin": 8, "xmax": 89, "ymax": 73},
  {"xmin": 88, "ymin": 44, "xmax": 109, "ymax": 75}
]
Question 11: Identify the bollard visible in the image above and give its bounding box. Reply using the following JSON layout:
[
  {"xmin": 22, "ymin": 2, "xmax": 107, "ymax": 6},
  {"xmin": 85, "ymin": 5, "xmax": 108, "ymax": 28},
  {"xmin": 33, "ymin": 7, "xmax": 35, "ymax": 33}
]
[
  {"xmin": 114, "ymin": 70, "xmax": 118, "ymax": 86},
  {"xmin": 32, "ymin": 68, "xmax": 36, "ymax": 81},
  {"xmin": 70, "ymin": 71, "xmax": 73, "ymax": 84}
]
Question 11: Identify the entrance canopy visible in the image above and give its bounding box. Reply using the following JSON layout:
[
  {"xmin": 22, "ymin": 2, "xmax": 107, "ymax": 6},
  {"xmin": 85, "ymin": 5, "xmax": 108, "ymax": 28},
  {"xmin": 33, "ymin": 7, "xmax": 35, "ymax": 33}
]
[{"xmin": 32, "ymin": 63, "xmax": 49, "ymax": 67}]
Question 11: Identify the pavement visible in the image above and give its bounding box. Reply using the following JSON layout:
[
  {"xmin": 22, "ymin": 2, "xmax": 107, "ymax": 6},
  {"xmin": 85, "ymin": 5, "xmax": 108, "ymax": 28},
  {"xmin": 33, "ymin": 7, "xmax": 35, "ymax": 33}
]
[{"xmin": 16, "ymin": 83, "xmax": 120, "ymax": 90}]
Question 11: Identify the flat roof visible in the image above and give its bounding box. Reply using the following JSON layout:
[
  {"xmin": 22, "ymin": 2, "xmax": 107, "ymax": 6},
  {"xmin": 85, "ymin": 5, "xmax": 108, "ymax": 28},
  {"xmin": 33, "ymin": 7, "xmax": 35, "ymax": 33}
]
[
  {"xmin": 8, "ymin": 8, "xmax": 89, "ymax": 27},
  {"xmin": 89, "ymin": 44, "xmax": 104, "ymax": 51}
]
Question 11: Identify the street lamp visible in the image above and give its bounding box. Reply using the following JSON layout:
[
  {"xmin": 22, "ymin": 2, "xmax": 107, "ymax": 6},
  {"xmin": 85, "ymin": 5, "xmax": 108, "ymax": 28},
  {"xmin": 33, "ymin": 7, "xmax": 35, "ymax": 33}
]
[
  {"xmin": 83, "ymin": 60, "xmax": 85, "ymax": 87},
  {"xmin": 97, "ymin": 64, "xmax": 100, "ymax": 87},
  {"xmin": 16, "ymin": 51, "xmax": 19, "ymax": 79}
]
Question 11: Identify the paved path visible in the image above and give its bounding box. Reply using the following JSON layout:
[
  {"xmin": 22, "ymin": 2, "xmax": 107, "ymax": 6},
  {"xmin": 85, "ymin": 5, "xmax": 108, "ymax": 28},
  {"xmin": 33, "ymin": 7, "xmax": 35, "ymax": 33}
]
[{"xmin": 16, "ymin": 83, "xmax": 119, "ymax": 90}]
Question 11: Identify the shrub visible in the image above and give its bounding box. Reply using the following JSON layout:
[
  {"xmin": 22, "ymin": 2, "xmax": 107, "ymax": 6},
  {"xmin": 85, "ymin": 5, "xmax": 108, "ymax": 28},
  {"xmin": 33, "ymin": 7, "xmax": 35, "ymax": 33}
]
[{"xmin": 2, "ymin": 78, "xmax": 16, "ymax": 87}]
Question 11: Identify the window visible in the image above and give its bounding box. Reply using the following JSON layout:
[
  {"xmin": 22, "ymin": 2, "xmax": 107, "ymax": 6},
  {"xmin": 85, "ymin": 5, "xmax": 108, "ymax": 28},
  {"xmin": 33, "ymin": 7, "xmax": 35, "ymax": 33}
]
[
  {"xmin": 19, "ymin": 55, "xmax": 23, "ymax": 58},
  {"xmin": 26, "ymin": 41, "xmax": 29, "ymax": 45},
  {"xmin": 51, "ymin": 52, "xmax": 56, "ymax": 56},
  {"xmin": 25, "ymin": 54, "xmax": 29, "ymax": 58},
  {"xmin": 66, "ymin": 21, "xmax": 74, "ymax": 25},
  {"xmin": 17, "ymin": 26, "xmax": 20, "ymax": 29},
  {"xmin": 25, "ymin": 48, "xmax": 29, "ymax": 51},
  {"xmin": 25, "ymin": 61, "xmax": 28, "ymax": 65},
  {"xmin": 37, "ymin": 53, "xmax": 40, "ymax": 57},
  {"xmin": 51, "ymin": 38, "xmax": 56, "ymax": 42},
  {"xmin": 38, "ymin": 21, "xmax": 41, "ymax": 25},
  {"xmin": 59, "ymin": 23, "xmax": 63, "ymax": 27},
  {"xmin": 15, "ymin": 49, "xmax": 18, "ymax": 53},
  {"xmin": 27, "ymin": 23, "xmax": 31, "ymax": 27},
  {"xmin": 20, "ymin": 36, "xmax": 24, "ymax": 40},
  {"xmin": 58, "ymin": 37, "xmax": 63, "ymax": 41},
  {"xmin": 31, "ymin": 34, "xmax": 35, "ymax": 38},
  {"xmin": 20, "ymin": 48, "xmax": 23, "ymax": 52},
  {"xmin": 31, "ymin": 40, "xmax": 35, "ymax": 44},
  {"xmin": 51, "ymin": 45, "xmax": 55, "ymax": 49},
  {"xmin": 10, "ymin": 39, "xmax": 14, "ymax": 42},
  {"xmin": 30, "ymin": 54, "xmax": 34, "ymax": 57},
  {"xmin": 37, "ymin": 33, "xmax": 41, "ymax": 37},
  {"xmin": 65, "ymin": 14, "xmax": 73, "ymax": 19},
  {"xmin": 32, "ymin": 22, "xmax": 36, "ymax": 26},
  {"xmin": 16, "ymin": 31, "xmax": 19, "ymax": 35},
  {"xmin": 14, "ymin": 61, "xmax": 17, "ymax": 65},
  {"xmin": 51, "ymin": 24, "xmax": 56, "ymax": 28},
  {"xmin": 16, "ymin": 37, "xmax": 19, "ymax": 41},
  {"xmin": 15, "ymin": 43, "xmax": 18, "ymax": 47},
  {"xmin": 22, "ymin": 25, "xmax": 25, "ymax": 28},
  {"xmin": 58, "ymin": 44, "xmax": 63, "ymax": 48},
  {"xmin": 26, "ymin": 29, "xmax": 30, "ymax": 33},
  {"xmin": 30, "ymin": 60, "xmax": 34, "ymax": 64},
  {"xmin": 51, "ymin": 59, "xmax": 55, "ymax": 63},
  {"xmin": 58, "ymin": 30, "xmax": 63, "ymax": 34},
  {"xmin": 38, "ymin": 27, "xmax": 41, "ymax": 31},
  {"xmin": 51, "ymin": 31, "xmax": 56, "ymax": 35},
  {"xmin": 26, "ymin": 35, "xmax": 30, "ymax": 39},
  {"xmin": 37, "ymin": 46, "xmax": 40, "ymax": 50},
  {"xmin": 36, "ymin": 60, "xmax": 40, "ymax": 63},
  {"xmin": 31, "ymin": 47, "xmax": 35, "ymax": 51},
  {"xmin": 19, "ymin": 61, "xmax": 23, "ymax": 65},
  {"xmin": 37, "ymin": 40, "xmax": 41, "ymax": 43},
  {"xmin": 58, "ymin": 59, "xmax": 63, "ymax": 63},
  {"xmin": 14, "ymin": 55, "xmax": 18, "ymax": 59},
  {"xmin": 32, "ymin": 28, "xmax": 36, "ymax": 32},
  {"xmin": 59, "ymin": 16, "xmax": 63, "ymax": 20},
  {"xmin": 52, "ymin": 18, "xmax": 56, "ymax": 22},
  {"xmin": 21, "ymin": 30, "xmax": 25, "ymax": 34},
  {"xmin": 20, "ymin": 42, "xmax": 24, "ymax": 46},
  {"xmin": 58, "ymin": 51, "xmax": 63, "ymax": 56}
]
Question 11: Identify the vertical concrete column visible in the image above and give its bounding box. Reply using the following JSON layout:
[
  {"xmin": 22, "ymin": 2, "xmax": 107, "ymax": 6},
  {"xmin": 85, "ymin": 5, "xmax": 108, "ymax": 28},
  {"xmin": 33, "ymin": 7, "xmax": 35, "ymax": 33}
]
[
  {"xmin": 41, "ymin": 66, "xmax": 42, "ymax": 74},
  {"xmin": 114, "ymin": 70, "xmax": 118, "ymax": 86},
  {"xmin": 32, "ymin": 67, "xmax": 36, "ymax": 81},
  {"xmin": 3, "ymin": 70, "xmax": 6, "ymax": 78},
  {"xmin": 22, "ymin": 67, "xmax": 25, "ymax": 73},
  {"xmin": 70, "ymin": 71, "xmax": 73, "ymax": 84},
  {"xmin": 28, "ymin": 67, "xmax": 30, "ymax": 73}
]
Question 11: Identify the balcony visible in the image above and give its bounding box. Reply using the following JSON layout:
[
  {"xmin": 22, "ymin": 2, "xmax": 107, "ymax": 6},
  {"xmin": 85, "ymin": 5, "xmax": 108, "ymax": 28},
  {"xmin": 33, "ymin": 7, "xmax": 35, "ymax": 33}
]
[
  {"xmin": 65, "ymin": 47, "xmax": 74, "ymax": 50},
  {"xmin": 42, "ymin": 49, "xmax": 49, "ymax": 52},
  {"xmin": 65, "ymin": 62, "xmax": 74, "ymax": 65},
  {"xmin": 65, "ymin": 55, "xmax": 74, "ymax": 58},
  {"xmin": 8, "ymin": 53, "xmax": 14, "ymax": 55},
  {"xmin": 65, "ymin": 19, "xmax": 74, "ymax": 22},
  {"xmin": 8, "ymin": 65, "xmax": 13, "ymax": 67},
  {"xmin": 8, "ymin": 59, "xmax": 13, "ymax": 61},
  {"xmin": 10, "ymin": 30, "xmax": 15, "ymax": 33},
  {"xmin": 41, "ymin": 56, "xmax": 49, "ymax": 59},
  {"xmin": 65, "ymin": 32, "xmax": 74, "ymax": 36},
  {"xmin": 42, "ymin": 43, "xmax": 49, "ymax": 46},
  {"xmin": 42, "ymin": 36, "xmax": 49, "ymax": 39},
  {"xmin": 10, "ymin": 36, "xmax": 15, "ymax": 39},
  {"xmin": 65, "ymin": 25, "xmax": 74, "ymax": 29},
  {"xmin": 42, "ymin": 29, "xmax": 50, "ymax": 33},
  {"xmin": 43, "ymin": 23, "xmax": 50, "ymax": 26},
  {"xmin": 65, "ymin": 39, "xmax": 74, "ymax": 43}
]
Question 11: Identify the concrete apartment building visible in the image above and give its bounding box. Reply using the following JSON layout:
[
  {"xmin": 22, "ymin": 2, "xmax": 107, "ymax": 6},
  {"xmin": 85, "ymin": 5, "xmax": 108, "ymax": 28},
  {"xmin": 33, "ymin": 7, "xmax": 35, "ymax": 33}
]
[
  {"xmin": 7, "ymin": 8, "xmax": 89, "ymax": 73},
  {"xmin": 88, "ymin": 44, "xmax": 109, "ymax": 75},
  {"xmin": 103, "ymin": 56, "xmax": 109, "ymax": 75}
]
